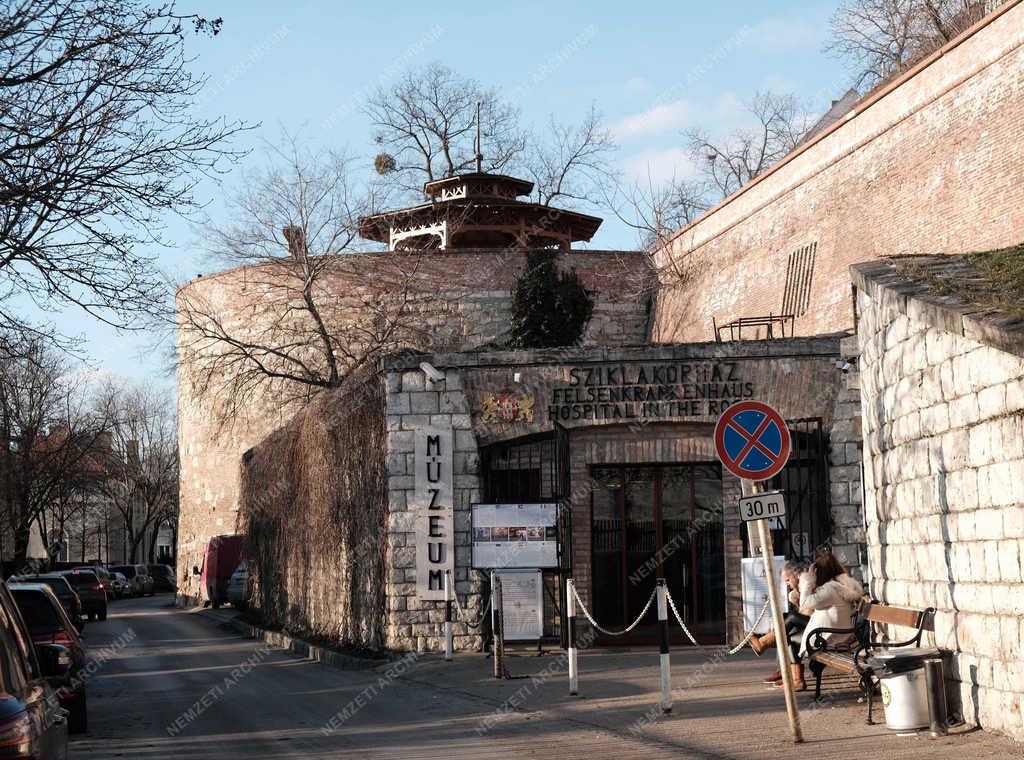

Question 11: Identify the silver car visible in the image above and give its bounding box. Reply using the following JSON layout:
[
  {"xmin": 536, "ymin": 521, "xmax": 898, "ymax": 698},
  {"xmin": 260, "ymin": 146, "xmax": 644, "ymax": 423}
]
[{"xmin": 227, "ymin": 561, "xmax": 251, "ymax": 610}]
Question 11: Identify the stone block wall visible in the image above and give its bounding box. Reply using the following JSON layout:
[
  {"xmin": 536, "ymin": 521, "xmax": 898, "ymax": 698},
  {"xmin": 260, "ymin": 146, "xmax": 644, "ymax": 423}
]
[
  {"xmin": 855, "ymin": 269, "xmax": 1024, "ymax": 739},
  {"xmin": 384, "ymin": 368, "xmax": 484, "ymax": 651},
  {"xmin": 651, "ymin": 3, "xmax": 1024, "ymax": 343}
]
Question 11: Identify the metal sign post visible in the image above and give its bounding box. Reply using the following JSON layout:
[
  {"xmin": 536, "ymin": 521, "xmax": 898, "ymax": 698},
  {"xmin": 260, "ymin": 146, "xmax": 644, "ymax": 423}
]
[
  {"xmin": 716, "ymin": 401, "xmax": 803, "ymax": 744},
  {"xmin": 443, "ymin": 570, "xmax": 453, "ymax": 662}
]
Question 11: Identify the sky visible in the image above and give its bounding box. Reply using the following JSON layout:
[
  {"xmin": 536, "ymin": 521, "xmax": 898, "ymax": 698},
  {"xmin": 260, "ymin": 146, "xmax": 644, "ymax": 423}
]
[{"xmin": 42, "ymin": 0, "xmax": 852, "ymax": 385}]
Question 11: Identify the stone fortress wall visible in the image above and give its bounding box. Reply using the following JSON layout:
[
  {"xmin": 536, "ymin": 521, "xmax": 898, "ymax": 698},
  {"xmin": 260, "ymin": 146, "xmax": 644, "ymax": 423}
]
[
  {"xmin": 176, "ymin": 249, "xmax": 652, "ymax": 602},
  {"xmin": 650, "ymin": 2, "xmax": 1024, "ymax": 343},
  {"xmin": 854, "ymin": 258, "xmax": 1024, "ymax": 739}
]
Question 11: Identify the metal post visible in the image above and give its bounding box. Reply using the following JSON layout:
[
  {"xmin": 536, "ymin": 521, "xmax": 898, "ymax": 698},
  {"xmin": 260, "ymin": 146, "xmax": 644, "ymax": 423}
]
[
  {"xmin": 493, "ymin": 574, "xmax": 505, "ymax": 680},
  {"xmin": 924, "ymin": 657, "xmax": 948, "ymax": 737},
  {"xmin": 757, "ymin": 511, "xmax": 803, "ymax": 743},
  {"xmin": 444, "ymin": 570, "xmax": 453, "ymax": 662},
  {"xmin": 567, "ymin": 578, "xmax": 578, "ymax": 696},
  {"xmin": 656, "ymin": 578, "xmax": 671, "ymax": 713}
]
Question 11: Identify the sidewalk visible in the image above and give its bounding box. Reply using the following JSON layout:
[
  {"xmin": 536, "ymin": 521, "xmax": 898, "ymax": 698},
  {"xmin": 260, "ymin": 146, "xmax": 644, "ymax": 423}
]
[
  {"xmin": 193, "ymin": 607, "xmax": 1019, "ymax": 758},
  {"xmin": 398, "ymin": 646, "xmax": 1018, "ymax": 759}
]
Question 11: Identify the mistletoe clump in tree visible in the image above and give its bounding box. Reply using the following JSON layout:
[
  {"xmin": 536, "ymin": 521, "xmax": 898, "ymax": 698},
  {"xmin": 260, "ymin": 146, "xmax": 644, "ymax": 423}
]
[{"xmin": 509, "ymin": 252, "xmax": 593, "ymax": 349}]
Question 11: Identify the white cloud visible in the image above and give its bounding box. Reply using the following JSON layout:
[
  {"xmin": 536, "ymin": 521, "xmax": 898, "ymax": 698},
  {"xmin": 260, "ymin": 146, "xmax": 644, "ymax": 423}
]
[
  {"xmin": 621, "ymin": 146, "xmax": 699, "ymax": 185},
  {"xmin": 611, "ymin": 100, "xmax": 695, "ymax": 141},
  {"xmin": 611, "ymin": 92, "xmax": 745, "ymax": 141},
  {"xmin": 623, "ymin": 76, "xmax": 653, "ymax": 96},
  {"xmin": 747, "ymin": 17, "xmax": 823, "ymax": 52}
]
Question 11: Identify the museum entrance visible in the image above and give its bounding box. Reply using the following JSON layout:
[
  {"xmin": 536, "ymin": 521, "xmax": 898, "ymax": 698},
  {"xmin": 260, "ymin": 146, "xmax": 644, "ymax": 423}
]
[{"xmin": 591, "ymin": 463, "xmax": 725, "ymax": 644}]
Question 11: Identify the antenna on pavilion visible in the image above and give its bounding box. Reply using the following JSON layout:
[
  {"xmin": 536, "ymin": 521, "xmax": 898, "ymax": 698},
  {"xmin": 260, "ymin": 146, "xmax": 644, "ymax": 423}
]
[{"xmin": 474, "ymin": 100, "xmax": 483, "ymax": 173}]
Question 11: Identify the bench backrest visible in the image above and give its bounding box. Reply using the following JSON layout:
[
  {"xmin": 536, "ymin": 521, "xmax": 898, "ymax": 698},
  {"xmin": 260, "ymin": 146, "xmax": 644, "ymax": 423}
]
[{"xmin": 863, "ymin": 602, "xmax": 934, "ymax": 632}]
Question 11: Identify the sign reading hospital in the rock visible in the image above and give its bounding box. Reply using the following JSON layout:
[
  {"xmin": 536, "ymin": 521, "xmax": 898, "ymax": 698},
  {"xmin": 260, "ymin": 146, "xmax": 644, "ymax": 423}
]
[
  {"xmin": 413, "ymin": 427, "xmax": 454, "ymax": 600},
  {"xmin": 548, "ymin": 361, "xmax": 756, "ymax": 422}
]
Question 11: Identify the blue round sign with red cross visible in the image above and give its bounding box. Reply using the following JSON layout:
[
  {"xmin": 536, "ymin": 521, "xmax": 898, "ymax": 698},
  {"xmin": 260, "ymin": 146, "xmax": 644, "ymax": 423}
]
[{"xmin": 714, "ymin": 401, "xmax": 791, "ymax": 481}]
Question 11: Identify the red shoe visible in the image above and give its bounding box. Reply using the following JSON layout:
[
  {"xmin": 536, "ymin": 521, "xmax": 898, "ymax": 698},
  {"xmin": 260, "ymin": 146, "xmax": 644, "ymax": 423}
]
[{"xmin": 762, "ymin": 670, "xmax": 782, "ymax": 684}]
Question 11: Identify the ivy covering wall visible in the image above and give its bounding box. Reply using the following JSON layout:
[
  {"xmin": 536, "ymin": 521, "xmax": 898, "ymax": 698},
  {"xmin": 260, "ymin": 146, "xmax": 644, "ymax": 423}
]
[{"xmin": 238, "ymin": 371, "xmax": 388, "ymax": 650}]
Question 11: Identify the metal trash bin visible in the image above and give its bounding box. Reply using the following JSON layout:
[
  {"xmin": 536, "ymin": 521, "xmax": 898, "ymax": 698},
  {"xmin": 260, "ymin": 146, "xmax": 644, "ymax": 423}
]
[{"xmin": 867, "ymin": 647, "xmax": 941, "ymax": 731}]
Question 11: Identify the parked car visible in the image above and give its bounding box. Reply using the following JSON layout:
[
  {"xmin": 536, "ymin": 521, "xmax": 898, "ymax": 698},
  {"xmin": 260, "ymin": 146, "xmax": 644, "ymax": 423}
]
[
  {"xmin": 72, "ymin": 565, "xmax": 112, "ymax": 589},
  {"xmin": 109, "ymin": 565, "xmax": 154, "ymax": 597},
  {"xmin": 9, "ymin": 583, "xmax": 88, "ymax": 734},
  {"xmin": 60, "ymin": 569, "xmax": 108, "ymax": 621},
  {"xmin": 147, "ymin": 564, "xmax": 177, "ymax": 593},
  {"xmin": 0, "ymin": 580, "xmax": 70, "ymax": 757},
  {"xmin": 10, "ymin": 574, "xmax": 83, "ymax": 631},
  {"xmin": 194, "ymin": 534, "xmax": 244, "ymax": 608},
  {"xmin": 226, "ymin": 561, "xmax": 251, "ymax": 610},
  {"xmin": 109, "ymin": 572, "xmax": 130, "ymax": 600}
]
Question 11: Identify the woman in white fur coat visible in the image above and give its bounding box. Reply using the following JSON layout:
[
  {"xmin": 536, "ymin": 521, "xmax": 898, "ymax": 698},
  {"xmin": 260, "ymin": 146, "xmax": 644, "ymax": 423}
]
[{"xmin": 788, "ymin": 552, "xmax": 864, "ymax": 690}]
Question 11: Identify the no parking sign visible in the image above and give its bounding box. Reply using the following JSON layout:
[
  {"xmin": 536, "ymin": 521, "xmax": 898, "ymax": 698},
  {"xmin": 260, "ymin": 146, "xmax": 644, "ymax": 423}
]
[{"xmin": 713, "ymin": 400, "xmax": 791, "ymax": 482}]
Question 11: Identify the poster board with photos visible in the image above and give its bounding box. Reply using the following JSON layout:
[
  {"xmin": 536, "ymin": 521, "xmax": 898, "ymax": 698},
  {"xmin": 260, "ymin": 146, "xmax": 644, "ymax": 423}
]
[{"xmin": 471, "ymin": 503, "xmax": 558, "ymax": 569}]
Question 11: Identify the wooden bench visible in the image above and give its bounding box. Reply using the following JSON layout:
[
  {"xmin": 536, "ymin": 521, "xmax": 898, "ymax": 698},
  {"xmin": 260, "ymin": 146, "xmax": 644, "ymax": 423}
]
[{"xmin": 805, "ymin": 601, "xmax": 936, "ymax": 724}]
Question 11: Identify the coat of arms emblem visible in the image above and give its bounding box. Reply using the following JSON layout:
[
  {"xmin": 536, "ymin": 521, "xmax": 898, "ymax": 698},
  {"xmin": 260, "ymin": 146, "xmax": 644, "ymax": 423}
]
[{"xmin": 481, "ymin": 391, "xmax": 535, "ymax": 423}]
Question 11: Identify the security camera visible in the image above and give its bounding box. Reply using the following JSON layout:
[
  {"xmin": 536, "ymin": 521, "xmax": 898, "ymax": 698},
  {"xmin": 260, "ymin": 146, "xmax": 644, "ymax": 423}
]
[{"xmin": 420, "ymin": 362, "xmax": 445, "ymax": 382}]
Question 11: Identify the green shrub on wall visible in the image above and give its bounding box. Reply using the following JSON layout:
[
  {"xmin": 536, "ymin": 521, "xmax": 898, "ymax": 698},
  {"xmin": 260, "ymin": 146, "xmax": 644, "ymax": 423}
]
[{"xmin": 509, "ymin": 251, "xmax": 593, "ymax": 348}]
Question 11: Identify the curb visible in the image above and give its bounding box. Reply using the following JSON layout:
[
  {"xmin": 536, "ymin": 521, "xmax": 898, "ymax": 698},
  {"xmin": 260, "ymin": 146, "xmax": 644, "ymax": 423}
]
[{"xmin": 195, "ymin": 608, "xmax": 395, "ymax": 671}]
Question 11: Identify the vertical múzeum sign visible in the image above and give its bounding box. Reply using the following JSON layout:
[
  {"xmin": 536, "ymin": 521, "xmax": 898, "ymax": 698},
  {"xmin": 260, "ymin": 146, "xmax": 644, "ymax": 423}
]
[{"xmin": 414, "ymin": 427, "xmax": 454, "ymax": 600}]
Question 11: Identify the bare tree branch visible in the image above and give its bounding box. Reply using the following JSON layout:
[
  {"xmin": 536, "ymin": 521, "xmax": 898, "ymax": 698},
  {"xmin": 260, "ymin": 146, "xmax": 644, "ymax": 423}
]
[{"xmin": 0, "ymin": 0, "xmax": 251, "ymax": 348}]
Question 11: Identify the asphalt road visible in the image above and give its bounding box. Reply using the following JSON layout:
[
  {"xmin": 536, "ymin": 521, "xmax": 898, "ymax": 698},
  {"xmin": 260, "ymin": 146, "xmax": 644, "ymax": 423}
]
[
  {"xmin": 69, "ymin": 596, "xmax": 1022, "ymax": 760},
  {"xmin": 68, "ymin": 594, "xmax": 476, "ymax": 759}
]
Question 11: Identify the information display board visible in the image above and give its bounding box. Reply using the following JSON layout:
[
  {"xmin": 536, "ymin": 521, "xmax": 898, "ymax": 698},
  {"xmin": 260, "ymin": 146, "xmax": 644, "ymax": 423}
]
[
  {"xmin": 471, "ymin": 503, "xmax": 558, "ymax": 569},
  {"xmin": 493, "ymin": 569, "xmax": 544, "ymax": 641},
  {"xmin": 741, "ymin": 556, "xmax": 788, "ymax": 635}
]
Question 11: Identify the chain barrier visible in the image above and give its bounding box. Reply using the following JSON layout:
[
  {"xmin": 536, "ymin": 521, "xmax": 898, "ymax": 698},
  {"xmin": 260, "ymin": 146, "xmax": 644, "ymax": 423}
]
[
  {"xmin": 569, "ymin": 583, "xmax": 656, "ymax": 637},
  {"xmin": 664, "ymin": 588, "xmax": 700, "ymax": 646},
  {"xmin": 452, "ymin": 590, "xmax": 492, "ymax": 629},
  {"xmin": 567, "ymin": 580, "xmax": 770, "ymax": 653},
  {"xmin": 662, "ymin": 587, "xmax": 770, "ymax": 654},
  {"xmin": 726, "ymin": 598, "xmax": 771, "ymax": 655}
]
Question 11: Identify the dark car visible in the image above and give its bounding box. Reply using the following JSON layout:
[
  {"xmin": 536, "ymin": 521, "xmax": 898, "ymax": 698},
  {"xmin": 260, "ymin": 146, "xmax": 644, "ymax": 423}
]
[
  {"xmin": 109, "ymin": 565, "xmax": 154, "ymax": 597},
  {"xmin": 10, "ymin": 583, "xmax": 88, "ymax": 734},
  {"xmin": 11, "ymin": 575, "xmax": 83, "ymax": 631},
  {"xmin": 146, "ymin": 564, "xmax": 176, "ymax": 593},
  {"xmin": 0, "ymin": 581, "xmax": 70, "ymax": 757},
  {"xmin": 60, "ymin": 569, "xmax": 107, "ymax": 621}
]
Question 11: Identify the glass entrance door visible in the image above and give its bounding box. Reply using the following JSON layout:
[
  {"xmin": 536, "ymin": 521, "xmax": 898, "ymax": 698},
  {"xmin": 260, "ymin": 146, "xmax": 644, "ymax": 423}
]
[{"xmin": 591, "ymin": 463, "xmax": 724, "ymax": 644}]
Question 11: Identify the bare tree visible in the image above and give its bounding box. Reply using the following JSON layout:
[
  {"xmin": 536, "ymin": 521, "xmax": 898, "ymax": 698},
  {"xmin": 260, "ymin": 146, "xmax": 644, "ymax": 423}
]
[
  {"xmin": 0, "ymin": 0, "xmax": 249, "ymax": 348},
  {"xmin": 827, "ymin": 0, "xmax": 991, "ymax": 88},
  {"xmin": 93, "ymin": 382, "xmax": 178, "ymax": 564},
  {"xmin": 0, "ymin": 340, "xmax": 111, "ymax": 564},
  {"xmin": 366, "ymin": 64, "xmax": 620, "ymax": 213},
  {"xmin": 683, "ymin": 91, "xmax": 812, "ymax": 200},
  {"xmin": 611, "ymin": 174, "xmax": 711, "ymax": 252},
  {"xmin": 366, "ymin": 62, "xmax": 524, "ymax": 194},
  {"xmin": 178, "ymin": 137, "xmax": 432, "ymax": 424},
  {"xmin": 525, "ymin": 105, "xmax": 618, "ymax": 209}
]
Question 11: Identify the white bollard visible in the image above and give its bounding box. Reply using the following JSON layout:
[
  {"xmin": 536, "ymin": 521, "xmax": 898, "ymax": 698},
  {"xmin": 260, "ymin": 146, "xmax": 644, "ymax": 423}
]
[
  {"xmin": 656, "ymin": 579, "xmax": 671, "ymax": 713},
  {"xmin": 444, "ymin": 570, "xmax": 453, "ymax": 662},
  {"xmin": 567, "ymin": 578, "xmax": 578, "ymax": 696}
]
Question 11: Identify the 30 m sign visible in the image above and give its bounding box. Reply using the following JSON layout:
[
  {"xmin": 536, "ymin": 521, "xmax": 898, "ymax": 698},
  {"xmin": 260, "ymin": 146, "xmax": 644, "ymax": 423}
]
[{"xmin": 738, "ymin": 491, "xmax": 787, "ymax": 523}]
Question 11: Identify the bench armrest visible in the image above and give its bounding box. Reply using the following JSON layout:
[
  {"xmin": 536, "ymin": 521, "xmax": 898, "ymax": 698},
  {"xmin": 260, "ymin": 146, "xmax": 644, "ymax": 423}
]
[{"xmin": 805, "ymin": 625, "xmax": 856, "ymax": 655}]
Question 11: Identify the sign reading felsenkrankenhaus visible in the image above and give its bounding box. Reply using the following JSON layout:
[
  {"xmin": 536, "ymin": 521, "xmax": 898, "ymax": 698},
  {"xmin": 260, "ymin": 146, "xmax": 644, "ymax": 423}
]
[
  {"xmin": 549, "ymin": 361, "xmax": 756, "ymax": 423},
  {"xmin": 413, "ymin": 427, "xmax": 454, "ymax": 600}
]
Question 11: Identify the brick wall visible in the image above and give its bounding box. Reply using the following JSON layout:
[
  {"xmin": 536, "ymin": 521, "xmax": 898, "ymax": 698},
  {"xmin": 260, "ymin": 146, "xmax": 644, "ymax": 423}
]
[
  {"xmin": 650, "ymin": 3, "xmax": 1024, "ymax": 343},
  {"xmin": 176, "ymin": 249, "xmax": 651, "ymax": 604},
  {"xmin": 854, "ymin": 264, "xmax": 1024, "ymax": 739}
]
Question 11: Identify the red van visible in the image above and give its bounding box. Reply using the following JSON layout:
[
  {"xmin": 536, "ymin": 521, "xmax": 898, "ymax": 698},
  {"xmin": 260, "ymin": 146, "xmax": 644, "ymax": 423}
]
[{"xmin": 194, "ymin": 535, "xmax": 244, "ymax": 608}]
